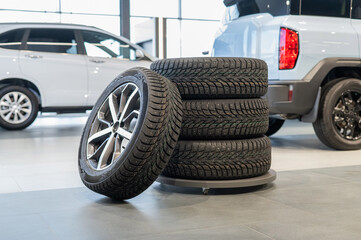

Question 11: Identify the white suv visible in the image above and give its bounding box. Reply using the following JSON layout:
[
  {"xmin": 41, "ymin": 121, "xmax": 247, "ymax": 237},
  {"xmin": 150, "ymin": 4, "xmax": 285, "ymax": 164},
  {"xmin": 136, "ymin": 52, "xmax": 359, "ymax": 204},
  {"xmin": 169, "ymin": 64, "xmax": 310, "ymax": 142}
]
[
  {"xmin": 0, "ymin": 23, "xmax": 154, "ymax": 130},
  {"xmin": 213, "ymin": 0, "xmax": 361, "ymax": 150}
]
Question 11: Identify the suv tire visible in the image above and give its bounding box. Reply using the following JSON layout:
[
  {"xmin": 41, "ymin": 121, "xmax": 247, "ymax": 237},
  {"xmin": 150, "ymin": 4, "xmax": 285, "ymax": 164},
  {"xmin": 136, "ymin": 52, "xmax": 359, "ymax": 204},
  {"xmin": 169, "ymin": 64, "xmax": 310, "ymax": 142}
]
[
  {"xmin": 150, "ymin": 57, "xmax": 268, "ymax": 99},
  {"xmin": 181, "ymin": 98, "xmax": 269, "ymax": 139},
  {"xmin": 0, "ymin": 86, "xmax": 39, "ymax": 130},
  {"xmin": 78, "ymin": 68, "xmax": 182, "ymax": 200},
  {"xmin": 313, "ymin": 78, "xmax": 361, "ymax": 150},
  {"xmin": 162, "ymin": 136, "xmax": 271, "ymax": 180}
]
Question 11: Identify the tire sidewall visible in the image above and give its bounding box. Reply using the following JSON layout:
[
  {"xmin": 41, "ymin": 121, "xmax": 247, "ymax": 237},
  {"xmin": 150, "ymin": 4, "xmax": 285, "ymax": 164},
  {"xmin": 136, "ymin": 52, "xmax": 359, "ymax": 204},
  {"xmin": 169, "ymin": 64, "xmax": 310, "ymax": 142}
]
[
  {"xmin": 322, "ymin": 79, "xmax": 361, "ymax": 149},
  {"xmin": 0, "ymin": 85, "xmax": 39, "ymax": 130},
  {"xmin": 78, "ymin": 69, "xmax": 149, "ymax": 184}
]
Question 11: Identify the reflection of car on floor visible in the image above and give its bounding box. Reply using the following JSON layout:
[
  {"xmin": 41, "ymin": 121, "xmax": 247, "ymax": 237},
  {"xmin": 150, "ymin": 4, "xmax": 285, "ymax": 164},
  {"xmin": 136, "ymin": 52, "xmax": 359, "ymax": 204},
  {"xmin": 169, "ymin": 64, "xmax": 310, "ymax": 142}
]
[
  {"xmin": 213, "ymin": 0, "xmax": 361, "ymax": 150},
  {"xmin": 0, "ymin": 23, "xmax": 154, "ymax": 130}
]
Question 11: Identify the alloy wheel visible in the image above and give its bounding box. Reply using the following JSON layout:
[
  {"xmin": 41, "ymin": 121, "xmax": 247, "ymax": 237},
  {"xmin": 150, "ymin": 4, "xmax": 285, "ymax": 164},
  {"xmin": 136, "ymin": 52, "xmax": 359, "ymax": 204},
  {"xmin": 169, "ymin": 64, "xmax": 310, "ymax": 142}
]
[
  {"xmin": 332, "ymin": 90, "xmax": 361, "ymax": 140},
  {"xmin": 86, "ymin": 83, "xmax": 140, "ymax": 171},
  {"xmin": 0, "ymin": 91, "xmax": 32, "ymax": 124}
]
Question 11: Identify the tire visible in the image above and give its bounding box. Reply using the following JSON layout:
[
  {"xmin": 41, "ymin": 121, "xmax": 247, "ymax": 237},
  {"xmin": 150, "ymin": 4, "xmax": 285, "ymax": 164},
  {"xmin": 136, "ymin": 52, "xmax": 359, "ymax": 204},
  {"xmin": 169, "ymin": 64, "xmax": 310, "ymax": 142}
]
[
  {"xmin": 313, "ymin": 78, "xmax": 361, "ymax": 150},
  {"xmin": 266, "ymin": 118, "xmax": 285, "ymax": 136},
  {"xmin": 78, "ymin": 67, "xmax": 183, "ymax": 200},
  {"xmin": 162, "ymin": 136, "xmax": 271, "ymax": 180},
  {"xmin": 150, "ymin": 57, "xmax": 268, "ymax": 99},
  {"xmin": 181, "ymin": 98, "xmax": 269, "ymax": 139},
  {"xmin": 0, "ymin": 85, "xmax": 39, "ymax": 130}
]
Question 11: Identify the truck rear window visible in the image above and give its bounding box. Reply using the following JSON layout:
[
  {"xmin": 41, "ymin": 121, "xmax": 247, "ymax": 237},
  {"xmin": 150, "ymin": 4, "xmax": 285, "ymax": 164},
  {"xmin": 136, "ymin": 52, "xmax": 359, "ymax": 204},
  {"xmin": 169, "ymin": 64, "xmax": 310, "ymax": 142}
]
[
  {"xmin": 223, "ymin": 0, "xmax": 299, "ymax": 22},
  {"xmin": 301, "ymin": 0, "xmax": 350, "ymax": 18}
]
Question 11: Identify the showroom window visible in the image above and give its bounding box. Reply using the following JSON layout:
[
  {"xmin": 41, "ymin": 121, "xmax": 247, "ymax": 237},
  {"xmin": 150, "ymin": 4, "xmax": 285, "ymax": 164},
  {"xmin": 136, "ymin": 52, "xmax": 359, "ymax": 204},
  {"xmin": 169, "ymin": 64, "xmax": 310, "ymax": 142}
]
[
  {"xmin": 26, "ymin": 29, "xmax": 78, "ymax": 54},
  {"xmin": 82, "ymin": 31, "xmax": 136, "ymax": 60},
  {"xmin": 301, "ymin": 0, "xmax": 351, "ymax": 18},
  {"xmin": 0, "ymin": 29, "xmax": 24, "ymax": 50}
]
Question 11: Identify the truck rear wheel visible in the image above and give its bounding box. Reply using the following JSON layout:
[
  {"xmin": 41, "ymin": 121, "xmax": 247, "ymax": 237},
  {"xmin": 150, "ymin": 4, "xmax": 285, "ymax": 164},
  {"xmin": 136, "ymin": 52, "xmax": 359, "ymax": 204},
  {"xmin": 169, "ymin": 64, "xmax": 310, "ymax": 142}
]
[
  {"xmin": 313, "ymin": 79, "xmax": 361, "ymax": 150},
  {"xmin": 266, "ymin": 117, "xmax": 285, "ymax": 136}
]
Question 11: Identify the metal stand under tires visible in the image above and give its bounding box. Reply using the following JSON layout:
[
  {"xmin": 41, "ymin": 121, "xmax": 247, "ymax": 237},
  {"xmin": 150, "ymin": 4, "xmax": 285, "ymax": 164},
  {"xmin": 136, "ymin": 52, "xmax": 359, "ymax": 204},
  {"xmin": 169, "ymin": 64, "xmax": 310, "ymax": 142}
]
[{"xmin": 156, "ymin": 169, "xmax": 277, "ymax": 195}]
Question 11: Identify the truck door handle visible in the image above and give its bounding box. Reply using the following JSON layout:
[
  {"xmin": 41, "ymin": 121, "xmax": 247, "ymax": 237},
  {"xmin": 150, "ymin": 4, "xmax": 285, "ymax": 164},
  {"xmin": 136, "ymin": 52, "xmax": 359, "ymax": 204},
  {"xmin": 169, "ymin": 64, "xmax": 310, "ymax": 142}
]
[
  {"xmin": 25, "ymin": 54, "xmax": 43, "ymax": 59},
  {"xmin": 89, "ymin": 59, "xmax": 105, "ymax": 63}
]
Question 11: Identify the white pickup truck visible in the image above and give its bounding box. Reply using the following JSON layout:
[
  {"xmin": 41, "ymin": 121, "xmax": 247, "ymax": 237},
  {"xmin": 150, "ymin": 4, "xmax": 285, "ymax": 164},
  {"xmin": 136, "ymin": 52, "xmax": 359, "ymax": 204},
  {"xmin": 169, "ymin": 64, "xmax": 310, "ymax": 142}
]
[{"xmin": 212, "ymin": 0, "xmax": 361, "ymax": 150}]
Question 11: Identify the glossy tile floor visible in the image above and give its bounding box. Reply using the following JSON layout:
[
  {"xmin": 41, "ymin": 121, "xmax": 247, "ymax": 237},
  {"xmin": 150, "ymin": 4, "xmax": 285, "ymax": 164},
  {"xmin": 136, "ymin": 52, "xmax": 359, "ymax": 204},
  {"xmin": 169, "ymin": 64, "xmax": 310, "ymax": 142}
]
[{"xmin": 0, "ymin": 114, "xmax": 361, "ymax": 239}]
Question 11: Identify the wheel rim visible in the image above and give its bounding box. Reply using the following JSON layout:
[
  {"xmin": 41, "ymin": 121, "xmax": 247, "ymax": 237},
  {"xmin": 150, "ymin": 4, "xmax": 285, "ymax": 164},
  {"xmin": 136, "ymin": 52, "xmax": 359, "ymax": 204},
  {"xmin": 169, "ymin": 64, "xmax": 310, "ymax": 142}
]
[
  {"xmin": 332, "ymin": 90, "xmax": 361, "ymax": 141},
  {"xmin": 0, "ymin": 91, "xmax": 32, "ymax": 124},
  {"xmin": 86, "ymin": 83, "xmax": 141, "ymax": 171}
]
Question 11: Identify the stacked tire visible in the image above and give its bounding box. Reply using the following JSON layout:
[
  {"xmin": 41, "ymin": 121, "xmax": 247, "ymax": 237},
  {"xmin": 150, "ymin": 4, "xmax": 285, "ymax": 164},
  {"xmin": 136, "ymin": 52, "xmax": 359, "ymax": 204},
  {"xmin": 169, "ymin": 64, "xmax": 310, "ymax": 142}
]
[{"xmin": 151, "ymin": 57, "xmax": 272, "ymax": 180}]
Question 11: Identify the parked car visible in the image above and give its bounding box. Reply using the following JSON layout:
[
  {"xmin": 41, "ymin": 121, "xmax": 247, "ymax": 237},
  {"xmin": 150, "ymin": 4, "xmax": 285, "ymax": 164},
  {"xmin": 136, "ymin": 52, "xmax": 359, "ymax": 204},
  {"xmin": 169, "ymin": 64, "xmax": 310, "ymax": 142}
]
[
  {"xmin": 212, "ymin": 0, "xmax": 361, "ymax": 150},
  {"xmin": 0, "ymin": 23, "xmax": 154, "ymax": 130}
]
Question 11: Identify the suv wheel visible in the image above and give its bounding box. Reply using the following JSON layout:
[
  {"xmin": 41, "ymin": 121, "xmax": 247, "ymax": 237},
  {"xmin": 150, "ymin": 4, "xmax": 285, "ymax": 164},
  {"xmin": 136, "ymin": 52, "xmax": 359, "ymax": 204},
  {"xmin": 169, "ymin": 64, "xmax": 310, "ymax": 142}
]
[
  {"xmin": 313, "ymin": 79, "xmax": 361, "ymax": 150},
  {"xmin": 0, "ymin": 86, "xmax": 39, "ymax": 130}
]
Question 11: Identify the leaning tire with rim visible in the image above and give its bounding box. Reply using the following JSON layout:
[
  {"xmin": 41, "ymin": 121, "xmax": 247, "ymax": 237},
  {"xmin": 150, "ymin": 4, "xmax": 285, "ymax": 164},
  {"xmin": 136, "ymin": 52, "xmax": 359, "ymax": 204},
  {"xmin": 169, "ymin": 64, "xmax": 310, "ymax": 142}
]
[
  {"xmin": 150, "ymin": 57, "xmax": 268, "ymax": 99},
  {"xmin": 78, "ymin": 67, "xmax": 183, "ymax": 200},
  {"xmin": 313, "ymin": 78, "xmax": 361, "ymax": 150},
  {"xmin": 0, "ymin": 85, "xmax": 39, "ymax": 130},
  {"xmin": 162, "ymin": 136, "xmax": 271, "ymax": 180}
]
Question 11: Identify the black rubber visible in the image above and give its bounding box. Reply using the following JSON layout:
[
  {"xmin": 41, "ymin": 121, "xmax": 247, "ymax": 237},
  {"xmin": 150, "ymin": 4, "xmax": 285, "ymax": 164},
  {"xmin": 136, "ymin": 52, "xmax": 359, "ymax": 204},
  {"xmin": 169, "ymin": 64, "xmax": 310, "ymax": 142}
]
[
  {"xmin": 78, "ymin": 67, "xmax": 183, "ymax": 200},
  {"xmin": 266, "ymin": 117, "xmax": 285, "ymax": 136},
  {"xmin": 0, "ymin": 85, "xmax": 39, "ymax": 130},
  {"xmin": 313, "ymin": 78, "xmax": 361, "ymax": 150},
  {"xmin": 162, "ymin": 136, "xmax": 271, "ymax": 180},
  {"xmin": 150, "ymin": 57, "xmax": 268, "ymax": 99},
  {"xmin": 181, "ymin": 98, "xmax": 269, "ymax": 139}
]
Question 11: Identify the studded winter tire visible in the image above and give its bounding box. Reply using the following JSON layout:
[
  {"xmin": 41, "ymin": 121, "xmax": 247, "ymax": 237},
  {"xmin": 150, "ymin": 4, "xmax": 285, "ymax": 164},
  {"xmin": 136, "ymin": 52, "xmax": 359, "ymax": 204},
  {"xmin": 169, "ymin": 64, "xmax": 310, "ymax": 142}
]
[{"xmin": 78, "ymin": 67, "xmax": 183, "ymax": 200}]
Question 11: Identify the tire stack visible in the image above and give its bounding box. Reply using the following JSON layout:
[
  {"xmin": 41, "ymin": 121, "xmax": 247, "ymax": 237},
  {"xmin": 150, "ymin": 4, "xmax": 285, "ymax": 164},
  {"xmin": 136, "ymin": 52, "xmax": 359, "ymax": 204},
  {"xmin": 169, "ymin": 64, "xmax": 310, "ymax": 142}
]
[{"xmin": 151, "ymin": 57, "xmax": 271, "ymax": 180}]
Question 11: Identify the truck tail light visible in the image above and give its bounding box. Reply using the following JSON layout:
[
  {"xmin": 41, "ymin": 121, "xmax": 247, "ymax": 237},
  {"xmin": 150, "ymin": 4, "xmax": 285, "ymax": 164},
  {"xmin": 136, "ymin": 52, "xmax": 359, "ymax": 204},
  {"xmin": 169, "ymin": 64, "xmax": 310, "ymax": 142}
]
[{"xmin": 279, "ymin": 27, "xmax": 299, "ymax": 70}]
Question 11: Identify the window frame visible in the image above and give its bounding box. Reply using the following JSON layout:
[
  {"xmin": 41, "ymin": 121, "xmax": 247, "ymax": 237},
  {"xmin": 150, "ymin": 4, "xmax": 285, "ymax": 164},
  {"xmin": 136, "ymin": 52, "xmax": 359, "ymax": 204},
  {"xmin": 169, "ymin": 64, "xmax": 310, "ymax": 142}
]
[
  {"xmin": 0, "ymin": 28, "xmax": 27, "ymax": 51},
  {"xmin": 23, "ymin": 28, "xmax": 83, "ymax": 55},
  {"xmin": 80, "ymin": 30, "xmax": 136, "ymax": 60}
]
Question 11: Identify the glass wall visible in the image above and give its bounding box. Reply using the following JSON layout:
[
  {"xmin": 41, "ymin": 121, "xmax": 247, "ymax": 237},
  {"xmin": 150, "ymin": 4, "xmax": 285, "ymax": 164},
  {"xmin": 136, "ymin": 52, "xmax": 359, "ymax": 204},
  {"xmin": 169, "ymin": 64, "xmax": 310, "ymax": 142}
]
[{"xmin": 0, "ymin": 0, "xmax": 225, "ymax": 58}]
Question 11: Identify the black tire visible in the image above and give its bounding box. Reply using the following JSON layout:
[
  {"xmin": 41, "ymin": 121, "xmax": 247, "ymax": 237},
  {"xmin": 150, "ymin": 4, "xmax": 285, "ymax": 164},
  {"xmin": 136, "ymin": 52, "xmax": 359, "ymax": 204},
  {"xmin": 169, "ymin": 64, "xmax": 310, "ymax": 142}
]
[
  {"xmin": 313, "ymin": 78, "xmax": 361, "ymax": 150},
  {"xmin": 266, "ymin": 117, "xmax": 285, "ymax": 136},
  {"xmin": 162, "ymin": 136, "xmax": 271, "ymax": 180},
  {"xmin": 0, "ymin": 85, "xmax": 39, "ymax": 130},
  {"xmin": 78, "ymin": 67, "xmax": 183, "ymax": 200},
  {"xmin": 150, "ymin": 57, "xmax": 268, "ymax": 99},
  {"xmin": 181, "ymin": 98, "xmax": 269, "ymax": 139}
]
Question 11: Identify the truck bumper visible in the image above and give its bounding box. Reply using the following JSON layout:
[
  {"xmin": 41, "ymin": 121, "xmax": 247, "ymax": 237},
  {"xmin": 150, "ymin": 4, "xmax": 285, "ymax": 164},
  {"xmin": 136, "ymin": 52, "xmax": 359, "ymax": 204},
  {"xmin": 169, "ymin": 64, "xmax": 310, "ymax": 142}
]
[{"xmin": 266, "ymin": 80, "xmax": 318, "ymax": 115}]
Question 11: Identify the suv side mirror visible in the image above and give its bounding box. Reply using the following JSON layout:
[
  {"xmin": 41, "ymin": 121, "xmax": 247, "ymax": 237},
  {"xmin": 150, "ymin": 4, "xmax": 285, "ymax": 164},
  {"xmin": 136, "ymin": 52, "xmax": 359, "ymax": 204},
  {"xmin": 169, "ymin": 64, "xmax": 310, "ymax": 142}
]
[{"xmin": 136, "ymin": 50, "xmax": 145, "ymax": 60}]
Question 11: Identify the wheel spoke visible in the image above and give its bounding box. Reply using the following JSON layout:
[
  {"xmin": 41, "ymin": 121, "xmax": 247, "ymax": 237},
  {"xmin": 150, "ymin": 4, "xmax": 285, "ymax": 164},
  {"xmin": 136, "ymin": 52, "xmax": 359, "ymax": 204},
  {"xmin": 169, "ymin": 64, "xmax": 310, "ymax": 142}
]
[
  {"xmin": 108, "ymin": 94, "xmax": 119, "ymax": 122},
  {"xmin": 17, "ymin": 112, "xmax": 26, "ymax": 121},
  {"xmin": 347, "ymin": 91, "xmax": 353, "ymax": 101},
  {"xmin": 88, "ymin": 127, "xmax": 112, "ymax": 144},
  {"xmin": 97, "ymin": 134, "xmax": 116, "ymax": 170},
  {"xmin": 119, "ymin": 88, "xmax": 139, "ymax": 122},
  {"xmin": 4, "ymin": 111, "xmax": 12, "ymax": 121},
  {"xmin": 0, "ymin": 101, "xmax": 10, "ymax": 106},
  {"xmin": 116, "ymin": 128, "xmax": 132, "ymax": 140},
  {"xmin": 112, "ymin": 135, "xmax": 122, "ymax": 161},
  {"xmin": 4, "ymin": 94, "xmax": 12, "ymax": 104},
  {"xmin": 13, "ymin": 112, "xmax": 19, "ymax": 122},
  {"xmin": 97, "ymin": 112, "xmax": 111, "ymax": 127},
  {"xmin": 88, "ymin": 139, "xmax": 108, "ymax": 160},
  {"xmin": 123, "ymin": 110, "xmax": 139, "ymax": 123},
  {"xmin": 0, "ymin": 108, "xmax": 11, "ymax": 114}
]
